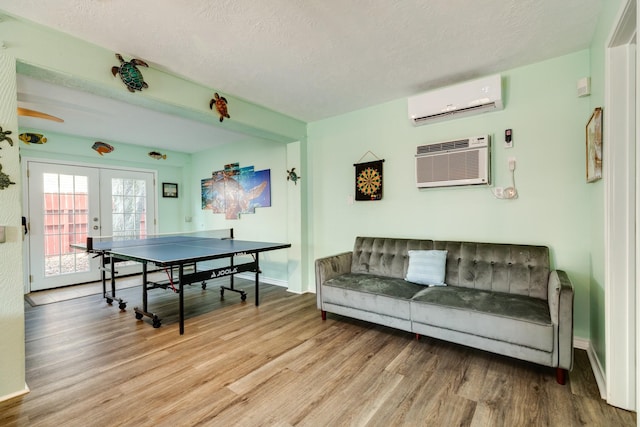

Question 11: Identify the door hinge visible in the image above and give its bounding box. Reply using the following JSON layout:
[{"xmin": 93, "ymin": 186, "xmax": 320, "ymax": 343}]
[
  {"xmin": 29, "ymin": 275, "xmax": 33, "ymax": 283},
  {"xmin": 26, "ymin": 168, "xmax": 30, "ymax": 178}
]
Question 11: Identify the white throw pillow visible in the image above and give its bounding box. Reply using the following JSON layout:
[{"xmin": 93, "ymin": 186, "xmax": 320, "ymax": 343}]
[{"xmin": 405, "ymin": 250, "xmax": 448, "ymax": 286}]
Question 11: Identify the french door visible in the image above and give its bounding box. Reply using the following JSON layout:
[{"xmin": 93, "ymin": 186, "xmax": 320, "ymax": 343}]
[{"xmin": 26, "ymin": 161, "xmax": 156, "ymax": 291}]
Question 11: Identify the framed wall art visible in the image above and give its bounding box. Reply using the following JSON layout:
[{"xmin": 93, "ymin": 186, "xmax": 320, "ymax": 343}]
[
  {"xmin": 201, "ymin": 162, "xmax": 271, "ymax": 219},
  {"xmin": 586, "ymin": 107, "xmax": 603, "ymax": 183},
  {"xmin": 163, "ymin": 182, "xmax": 178, "ymax": 198}
]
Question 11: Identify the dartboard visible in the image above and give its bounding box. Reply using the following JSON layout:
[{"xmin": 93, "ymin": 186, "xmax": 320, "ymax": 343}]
[{"xmin": 357, "ymin": 167, "xmax": 382, "ymax": 197}]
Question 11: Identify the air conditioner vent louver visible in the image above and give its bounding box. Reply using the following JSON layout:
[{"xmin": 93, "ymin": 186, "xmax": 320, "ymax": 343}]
[
  {"xmin": 412, "ymin": 103, "xmax": 499, "ymax": 125},
  {"xmin": 417, "ymin": 139, "xmax": 470, "ymax": 155},
  {"xmin": 415, "ymin": 135, "xmax": 490, "ymax": 188}
]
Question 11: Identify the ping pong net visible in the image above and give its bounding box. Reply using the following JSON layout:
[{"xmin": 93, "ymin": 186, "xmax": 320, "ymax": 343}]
[{"xmin": 86, "ymin": 228, "xmax": 234, "ymax": 252}]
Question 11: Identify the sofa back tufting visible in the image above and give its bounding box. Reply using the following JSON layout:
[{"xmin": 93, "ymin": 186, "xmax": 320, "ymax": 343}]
[{"xmin": 352, "ymin": 237, "xmax": 550, "ymax": 300}]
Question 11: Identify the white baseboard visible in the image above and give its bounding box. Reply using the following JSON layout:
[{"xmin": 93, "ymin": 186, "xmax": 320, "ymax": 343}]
[
  {"xmin": 236, "ymin": 273, "xmax": 288, "ymax": 288},
  {"xmin": 0, "ymin": 383, "xmax": 30, "ymax": 403},
  {"xmin": 234, "ymin": 274, "xmax": 310, "ymax": 295},
  {"xmin": 574, "ymin": 337, "xmax": 606, "ymax": 399}
]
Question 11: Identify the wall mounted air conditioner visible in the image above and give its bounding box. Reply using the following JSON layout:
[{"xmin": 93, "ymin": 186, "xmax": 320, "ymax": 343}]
[
  {"xmin": 416, "ymin": 135, "xmax": 490, "ymax": 188},
  {"xmin": 408, "ymin": 75, "xmax": 503, "ymax": 126}
]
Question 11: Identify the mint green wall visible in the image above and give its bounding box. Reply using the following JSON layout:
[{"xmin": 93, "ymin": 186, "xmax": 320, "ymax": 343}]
[
  {"xmin": 586, "ymin": 0, "xmax": 625, "ymax": 371},
  {"xmin": 308, "ymin": 51, "xmax": 593, "ymax": 339},
  {"xmin": 189, "ymin": 138, "xmax": 290, "ymax": 282},
  {"xmin": 19, "ymin": 130, "xmax": 191, "ymax": 233},
  {"xmin": 0, "ymin": 54, "xmax": 26, "ymax": 401}
]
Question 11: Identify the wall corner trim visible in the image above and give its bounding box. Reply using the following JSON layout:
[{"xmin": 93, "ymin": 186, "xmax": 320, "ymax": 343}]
[{"xmin": 574, "ymin": 337, "xmax": 606, "ymax": 399}]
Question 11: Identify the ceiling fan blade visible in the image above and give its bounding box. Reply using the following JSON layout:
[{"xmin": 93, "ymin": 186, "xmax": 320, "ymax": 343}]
[{"xmin": 17, "ymin": 107, "xmax": 64, "ymax": 123}]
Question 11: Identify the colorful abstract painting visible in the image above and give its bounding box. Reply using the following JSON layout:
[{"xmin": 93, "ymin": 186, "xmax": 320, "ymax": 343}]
[{"xmin": 201, "ymin": 162, "xmax": 271, "ymax": 219}]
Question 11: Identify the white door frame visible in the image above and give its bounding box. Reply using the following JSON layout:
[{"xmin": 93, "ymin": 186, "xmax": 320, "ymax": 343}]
[
  {"xmin": 22, "ymin": 157, "xmax": 158, "ymax": 292},
  {"xmin": 604, "ymin": 0, "xmax": 637, "ymax": 411},
  {"xmin": 26, "ymin": 161, "xmax": 102, "ymax": 290}
]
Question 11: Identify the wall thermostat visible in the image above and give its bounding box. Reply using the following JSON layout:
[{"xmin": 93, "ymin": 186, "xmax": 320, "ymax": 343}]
[{"xmin": 505, "ymin": 129, "xmax": 513, "ymax": 148}]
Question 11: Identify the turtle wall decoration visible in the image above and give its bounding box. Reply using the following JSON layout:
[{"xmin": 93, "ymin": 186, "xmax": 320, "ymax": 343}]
[
  {"xmin": 209, "ymin": 93, "xmax": 230, "ymax": 122},
  {"xmin": 0, "ymin": 163, "xmax": 15, "ymax": 190},
  {"xmin": 0, "ymin": 126, "xmax": 14, "ymax": 147},
  {"xmin": 111, "ymin": 53, "xmax": 149, "ymax": 92},
  {"xmin": 287, "ymin": 168, "xmax": 301, "ymax": 185}
]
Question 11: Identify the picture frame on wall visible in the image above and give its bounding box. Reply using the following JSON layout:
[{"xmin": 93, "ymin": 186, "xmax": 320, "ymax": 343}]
[
  {"xmin": 163, "ymin": 182, "xmax": 178, "ymax": 198},
  {"xmin": 586, "ymin": 107, "xmax": 603, "ymax": 183}
]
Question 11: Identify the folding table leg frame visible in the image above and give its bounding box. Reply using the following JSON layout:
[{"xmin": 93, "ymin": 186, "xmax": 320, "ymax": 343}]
[
  {"xmin": 220, "ymin": 253, "xmax": 262, "ymax": 304},
  {"xmin": 99, "ymin": 253, "xmax": 127, "ymax": 310},
  {"xmin": 133, "ymin": 262, "xmax": 162, "ymax": 329}
]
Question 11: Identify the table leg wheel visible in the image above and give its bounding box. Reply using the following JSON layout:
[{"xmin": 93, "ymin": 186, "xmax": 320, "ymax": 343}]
[
  {"xmin": 152, "ymin": 316, "xmax": 161, "ymax": 328},
  {"xmin": 135, "ymin": 312, "xmax": 143, "ymax": 320},
  {"xmin": 220, "ymin": 289, "xmax": 225, "ymax": 299},
  {"xmin": 119, "ymin": 302, "xmax": 127, "ymax": 310},
  {"xmin": 201, "ymin": 281, "xmax": 207, "ymax": 290},
  {"xmin": 241, "ymin": 292, "xmax": 247, "ymax": 302},
  {"xmin": 106, "ymin": 298, "xmax": 113, "ymax": 305}
]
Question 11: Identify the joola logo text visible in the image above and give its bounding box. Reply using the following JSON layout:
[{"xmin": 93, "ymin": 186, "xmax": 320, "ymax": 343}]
[{"xmin": 213, "ymin": 267, "xmax": 239, "ymax": 277}]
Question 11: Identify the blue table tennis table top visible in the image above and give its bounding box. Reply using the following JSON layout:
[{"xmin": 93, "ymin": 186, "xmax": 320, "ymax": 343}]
[{"xmin": 89, "ymin": 235, "xmax": 290, "ymax": 265}]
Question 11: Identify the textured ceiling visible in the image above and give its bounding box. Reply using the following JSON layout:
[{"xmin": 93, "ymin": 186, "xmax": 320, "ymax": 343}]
[{"xmin": 0, "ymin": 0, "xmax": 603, "ymax": 149}]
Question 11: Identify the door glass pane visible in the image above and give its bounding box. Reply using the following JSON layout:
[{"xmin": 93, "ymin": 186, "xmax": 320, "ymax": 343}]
[
  {"xmin": 42, "ymin": 173, "xmax": 90, "ymax": 277},
  {"xmin": 112, "ymin": 178, "xmax": 123, "ymax": 196},
  {"xmin": 112, "ymin": 178, "xmax": 147, "ymax": 239},
  {"xmin": 113, "ymin": 196, "xmax": 123, "ymax": 213}
]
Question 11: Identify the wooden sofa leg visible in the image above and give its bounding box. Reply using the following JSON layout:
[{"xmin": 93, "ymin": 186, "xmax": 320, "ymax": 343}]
[
  {"xmin": 415, "ymin": 333, "xmax": 420, "ymax": 340},
  {"xmin": 321, "ymin": 310, "xmax": 326, "ymax": 321},
  {"xmin": 556, "ymin": 368, "xmax": 567, "ymax": 385}
]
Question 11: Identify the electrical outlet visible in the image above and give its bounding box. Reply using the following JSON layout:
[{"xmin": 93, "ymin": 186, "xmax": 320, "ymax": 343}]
[
  {"xmin": 494, "ymin": 187, "xmax": 504, "ymax": 198},
  {"xmin": 504, "ymin": 187, "xmax": 518, "ymax": 199},
  {"xmin": 508, "ymin": 157, "xmax": 516, "ymax": 171}
]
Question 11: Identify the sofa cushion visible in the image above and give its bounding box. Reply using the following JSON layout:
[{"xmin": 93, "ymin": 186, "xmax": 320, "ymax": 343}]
[
  {"xmin": 322, "ymin": 273, "xmax": 423, "ymax": 321},
  {"xmin": 325, "ymin": 273, "xmax": 423, "ymax": 299},
  {"xmin": 405, "ymin": 250, "xmax": 447, "ymax": 286},
  {"xmin": 410, "ymin": 286, "xmax": 553, "ymax": 352},
  {"xmin": 351, "ymin": 237, "xmax": 434, "ymax": 278},
  {"xmin": 351, "ymin": 237, "xmax": 551, "ymax": 300},
  {"xmin": 434, "ymin": 241, "xmax": 550, "ymax": 300}
]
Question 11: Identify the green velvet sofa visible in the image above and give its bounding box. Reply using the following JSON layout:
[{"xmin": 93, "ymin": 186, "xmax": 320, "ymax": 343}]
[{"xmin": 315, "ymin": 237, "xmax": 574, "ymax": 384}]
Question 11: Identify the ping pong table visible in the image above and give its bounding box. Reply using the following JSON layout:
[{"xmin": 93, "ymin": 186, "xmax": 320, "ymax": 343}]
[{"xmin": 84, "ymin": 229, "xmax": 290, "ymax": 334}]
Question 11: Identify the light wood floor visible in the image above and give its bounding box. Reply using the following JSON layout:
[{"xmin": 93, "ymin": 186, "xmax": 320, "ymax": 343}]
[
  {"xmin": 24, "ymin": 271, "xmax": 166, "ymax": 306},
  {"xmin": 2, "ymin": 279, "xmax": 636, "ymax": 426}
]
